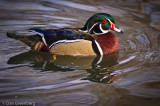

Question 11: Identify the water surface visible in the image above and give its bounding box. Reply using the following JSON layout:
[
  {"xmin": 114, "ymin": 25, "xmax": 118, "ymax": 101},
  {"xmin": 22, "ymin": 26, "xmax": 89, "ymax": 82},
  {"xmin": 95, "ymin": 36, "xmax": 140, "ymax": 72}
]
[{"xmin": 0, "ymin": 0, "xmax": 160, "ymax": 106}]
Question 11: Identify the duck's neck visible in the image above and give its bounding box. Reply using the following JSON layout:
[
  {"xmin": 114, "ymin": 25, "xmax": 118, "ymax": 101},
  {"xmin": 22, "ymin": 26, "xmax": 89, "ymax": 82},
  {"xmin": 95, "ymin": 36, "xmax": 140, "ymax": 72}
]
[{"xmin": 95, "ymin": 32, "xmax": 119, "ymax": 55}]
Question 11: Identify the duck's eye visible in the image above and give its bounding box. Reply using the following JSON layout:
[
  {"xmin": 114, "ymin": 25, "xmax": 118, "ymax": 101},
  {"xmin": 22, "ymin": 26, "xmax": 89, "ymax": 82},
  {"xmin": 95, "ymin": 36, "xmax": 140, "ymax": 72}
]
[{"xmin": 102, "ymin": 20, "xmax": 107, "ymax": 24}]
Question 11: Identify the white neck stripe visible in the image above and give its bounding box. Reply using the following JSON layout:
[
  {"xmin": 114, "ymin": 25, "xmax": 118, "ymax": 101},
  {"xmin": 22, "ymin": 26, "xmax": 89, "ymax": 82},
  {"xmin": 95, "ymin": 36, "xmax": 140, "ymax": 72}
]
[
  {"xmin": 100, "ymin": 24, "xmax": 109, "ymax": 34},
  {"xmin": 88, "ymin": 22, "xmax": 98, "ymax": 33}
]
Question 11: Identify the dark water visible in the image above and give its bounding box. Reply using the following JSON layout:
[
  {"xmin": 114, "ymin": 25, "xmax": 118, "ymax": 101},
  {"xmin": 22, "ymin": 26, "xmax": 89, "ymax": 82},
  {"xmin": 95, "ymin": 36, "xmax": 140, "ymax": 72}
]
[{"xmin": 0, "ymin": 0, "xmax": 160, "ymax": 106}]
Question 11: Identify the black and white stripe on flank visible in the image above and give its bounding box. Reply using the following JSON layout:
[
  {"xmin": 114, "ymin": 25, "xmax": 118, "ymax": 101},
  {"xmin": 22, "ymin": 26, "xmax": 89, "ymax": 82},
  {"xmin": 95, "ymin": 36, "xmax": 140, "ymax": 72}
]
[
  {"xmin": 94, "ymin": 40, "xmax": 103, "ymax": 55},
  {"xmin": 49, "ymin": 39, "xmax": 84, "ymax": 49}
]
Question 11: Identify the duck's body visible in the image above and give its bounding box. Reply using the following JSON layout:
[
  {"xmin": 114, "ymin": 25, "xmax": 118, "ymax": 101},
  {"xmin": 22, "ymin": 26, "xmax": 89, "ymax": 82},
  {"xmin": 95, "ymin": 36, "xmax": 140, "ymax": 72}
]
[
  {"xmin": 7, "ymin": 13, "xmax": 122, "ymax": 56},
  {"xmin": 52, "ymin": 32, "xmax": 119, "ymax": 55}
]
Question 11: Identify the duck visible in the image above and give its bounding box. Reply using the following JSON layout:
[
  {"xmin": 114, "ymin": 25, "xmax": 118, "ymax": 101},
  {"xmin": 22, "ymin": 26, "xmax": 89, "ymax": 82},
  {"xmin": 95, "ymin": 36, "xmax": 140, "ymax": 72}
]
[{"xmin": 7, "ymin": 13, "xmax": 123, "ymax": 56}]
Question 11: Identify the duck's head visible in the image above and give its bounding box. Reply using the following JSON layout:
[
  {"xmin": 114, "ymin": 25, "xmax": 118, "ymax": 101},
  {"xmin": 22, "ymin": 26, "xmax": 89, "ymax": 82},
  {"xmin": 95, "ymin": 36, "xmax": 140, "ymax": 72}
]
[{"xmin": 81, "ymin": 13, "xmax": 123, "ymax": 34}]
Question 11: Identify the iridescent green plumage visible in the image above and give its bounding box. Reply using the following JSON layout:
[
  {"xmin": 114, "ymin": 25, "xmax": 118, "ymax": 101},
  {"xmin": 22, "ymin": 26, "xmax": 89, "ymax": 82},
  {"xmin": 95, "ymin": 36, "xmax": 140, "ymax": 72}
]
[{"xmin": 81, "ymin": 13, "xmax": 116, "ymax": 34}]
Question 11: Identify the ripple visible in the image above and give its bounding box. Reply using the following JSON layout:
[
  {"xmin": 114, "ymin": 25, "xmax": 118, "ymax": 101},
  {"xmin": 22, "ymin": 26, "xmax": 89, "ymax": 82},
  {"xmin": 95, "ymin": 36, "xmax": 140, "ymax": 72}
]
[
  {"xmin": 46, "ymin": 0, "xmax": 98, "ymax": 12},
  {"xmin": 0, "ymin": 20, "xmax": 41, "ymax": 26},
  {"xmin": 23, "ymin": 79, "xmax": 90, "ymax": 91},
  {"xmin": 127, "ymin": 40, "xmax": 136, "ymax": 50},
  {"xmin": 52, "ymin": 93, "xmax": 97, "ymax": 104},
  {"xmin": 136, "ymin": 34, "xmax": 150, "ymax": 48},
  {"xmin": 119, "ymin": 55, "xmax": 136, "ymax": 65},
  {"xmin": 150, "ymin": 11, "xmax": 160, "ymax": 30},
  {"xmin": 0, "ymin": 1, "xmax": 59, "ymax": 11},
  {"xmin": 42, "ymin": 15, "xmax": 77, "ymax": 21}
]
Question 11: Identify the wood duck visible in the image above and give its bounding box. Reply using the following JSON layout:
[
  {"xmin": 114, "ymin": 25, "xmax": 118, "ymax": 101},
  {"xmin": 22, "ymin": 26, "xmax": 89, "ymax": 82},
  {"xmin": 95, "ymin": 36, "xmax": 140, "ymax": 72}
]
[{"xmin": 7, "ymin": 13, "xmax": 123, "ymax": 56}]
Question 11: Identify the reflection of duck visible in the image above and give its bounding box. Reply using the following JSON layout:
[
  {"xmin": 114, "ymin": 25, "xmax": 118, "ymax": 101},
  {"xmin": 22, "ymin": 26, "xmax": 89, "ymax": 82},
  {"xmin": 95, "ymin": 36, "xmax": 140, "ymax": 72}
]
[
  {"xmin": 8, "ymin": 51, "xmax": 118, "ymax": 83},
  {"xmin": 7, "ymin": 13, "xmax": 122, "ymax": 56},
  {"xmin": 85, "ymin": 68, "xmax": 116, "ymax": 84}
]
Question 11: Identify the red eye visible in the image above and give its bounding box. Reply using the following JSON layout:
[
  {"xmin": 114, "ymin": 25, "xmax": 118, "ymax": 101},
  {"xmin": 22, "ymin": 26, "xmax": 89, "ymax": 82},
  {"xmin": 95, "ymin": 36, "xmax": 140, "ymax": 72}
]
[{"xmin": 102, "ymin": 20, "xmax": 107, "ymax": 24}]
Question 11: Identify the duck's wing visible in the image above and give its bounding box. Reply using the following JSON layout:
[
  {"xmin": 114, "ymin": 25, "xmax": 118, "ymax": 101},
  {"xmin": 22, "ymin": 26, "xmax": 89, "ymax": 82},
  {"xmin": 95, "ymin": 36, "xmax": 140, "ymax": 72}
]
[{"xmin": 29, "ymin": 28, "xmax": 95, "ymax": 48}]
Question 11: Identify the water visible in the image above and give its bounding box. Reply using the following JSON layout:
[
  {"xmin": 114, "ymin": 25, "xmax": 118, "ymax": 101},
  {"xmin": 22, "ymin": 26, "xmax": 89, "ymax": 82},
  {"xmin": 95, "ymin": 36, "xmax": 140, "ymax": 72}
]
[{"xmin": 0, "ymin": 0, "xmax": 160, "ymax": 106}]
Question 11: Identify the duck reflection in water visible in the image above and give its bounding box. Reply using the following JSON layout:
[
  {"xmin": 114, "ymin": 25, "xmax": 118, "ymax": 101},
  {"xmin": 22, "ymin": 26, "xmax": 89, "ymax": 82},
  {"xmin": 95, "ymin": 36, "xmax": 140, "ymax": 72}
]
[{"xmin": 7, "ymin": 51, "xmax": 118, "ymax": 84}]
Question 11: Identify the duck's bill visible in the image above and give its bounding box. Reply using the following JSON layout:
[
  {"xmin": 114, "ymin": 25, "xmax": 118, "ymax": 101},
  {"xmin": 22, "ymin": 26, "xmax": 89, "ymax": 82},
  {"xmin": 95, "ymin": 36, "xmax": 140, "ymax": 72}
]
[
  {"xmin": 114, "ymin": 25, "xmax": 123, "ymax": 34},
  {"xmin": 111, "ymin": 24, "xmax": 123, "ymax": 34}
]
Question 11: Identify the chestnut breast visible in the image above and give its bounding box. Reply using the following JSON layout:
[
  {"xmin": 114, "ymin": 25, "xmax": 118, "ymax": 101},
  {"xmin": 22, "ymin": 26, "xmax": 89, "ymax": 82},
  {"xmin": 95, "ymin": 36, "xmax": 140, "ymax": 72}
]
[{"xmin": 95, "ymin": 32, "xmax": 119, "ymax": 55}]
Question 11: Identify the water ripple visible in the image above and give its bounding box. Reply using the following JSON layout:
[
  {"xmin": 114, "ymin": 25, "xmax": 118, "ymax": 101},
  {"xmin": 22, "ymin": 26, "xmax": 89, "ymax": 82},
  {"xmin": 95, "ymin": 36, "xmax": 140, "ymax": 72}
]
[
  {"xmin": 0, "ymin": 1, "xmax": 59, "ymax": 11},
  {"xmin": 136, "ymin": 34, "xmax": 150, "ymax": 48},
  {"xmin": 119, "ymin": 55, "xmax": 136, "ymax": 65},
  {"xmin": 46, "ymin": 0, "xmax": 98, "ymax": 12},
  {"xmin": 23, "ymin": 78, "xmax": 90, "ymax": 91}
]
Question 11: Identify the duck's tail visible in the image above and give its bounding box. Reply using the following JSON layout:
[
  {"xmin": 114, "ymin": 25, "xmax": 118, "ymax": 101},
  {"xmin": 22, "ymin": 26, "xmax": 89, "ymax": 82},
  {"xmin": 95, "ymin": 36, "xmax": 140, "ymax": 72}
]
[{"xmin": 7, "ymin": 30, "xmax": 45, "ymax": 51}]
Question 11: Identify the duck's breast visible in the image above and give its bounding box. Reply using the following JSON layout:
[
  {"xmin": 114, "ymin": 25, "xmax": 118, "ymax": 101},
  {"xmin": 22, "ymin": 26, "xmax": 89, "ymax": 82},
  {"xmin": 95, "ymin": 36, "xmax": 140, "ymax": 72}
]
[{"xmin": 95, "ymin": 32, "xmax": 119, "ymax": 55}]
